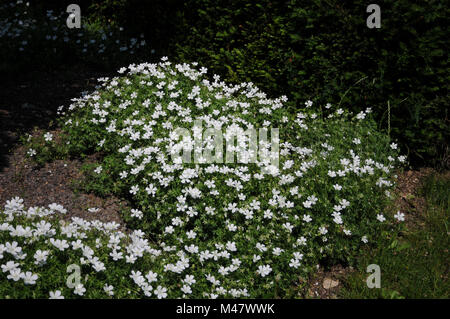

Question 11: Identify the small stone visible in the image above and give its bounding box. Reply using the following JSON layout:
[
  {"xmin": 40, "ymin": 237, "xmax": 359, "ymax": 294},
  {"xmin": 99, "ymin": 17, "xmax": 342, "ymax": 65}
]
[{"xmin": 323, "ymin": 278, "xmax": 339, "ymax": 289}]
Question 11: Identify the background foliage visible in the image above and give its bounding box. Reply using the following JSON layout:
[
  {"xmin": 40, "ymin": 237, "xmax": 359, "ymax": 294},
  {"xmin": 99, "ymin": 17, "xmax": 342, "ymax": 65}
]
[
  {"xmin": 2, "ymin": 0, "xmax": 449, "ymax": 167},
  {"xmin": 172, "ymin": 0, "xmax": 449, "ymax": 168}
]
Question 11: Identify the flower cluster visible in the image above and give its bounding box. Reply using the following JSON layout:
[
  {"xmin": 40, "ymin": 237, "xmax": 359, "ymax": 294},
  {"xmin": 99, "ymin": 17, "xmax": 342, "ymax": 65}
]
[{"xmin": 19, "ymin": 58, "xmax": 406, "ymax": 298}]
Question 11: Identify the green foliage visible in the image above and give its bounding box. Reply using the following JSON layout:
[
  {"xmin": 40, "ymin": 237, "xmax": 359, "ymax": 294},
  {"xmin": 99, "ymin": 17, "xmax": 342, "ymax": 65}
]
[
  {"xmin": 340, "ymin": 172, "xmax": 450, "ymax": 299},
  {"xmin": 420, "ymin": 173, "xmax": 450, "ymax": 210},
  {"xmin": 86, "ymin": 0, "xmax": 185, "ymax": 57},
  {"xmin": 0, "ymin": 199, "xmax": 163, "ymax": 299},
  {"xmin": 174, "ymin": 0, "xmax": 449, "ymax": 167},
  {"xmin": 17, "ymin": 60, "xmax": 405, "ymax": 298},
  {"xmin": 2, "ymin": 1, "xmax": 447, "ymax": 166},
  {"xmin": 0, "ymin": 1, "xmax": 152, "ymax": 73}
]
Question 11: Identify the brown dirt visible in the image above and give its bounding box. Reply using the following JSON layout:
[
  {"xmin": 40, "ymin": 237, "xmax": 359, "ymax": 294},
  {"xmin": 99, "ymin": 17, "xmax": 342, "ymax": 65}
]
[
  {"xmin": 392, "ymin": 168, "xmax": 440, "ymax": 229},
  {"xmin": 393, "ymin": 170, "xmax": 427, "ymax": 228},
  {"xmin": 301, "ymin": 265, "xmax": 354, "ymax": 299},
  {"xmin": 0, "ymin": 143, "xmax": 128, "ymax": 227}
]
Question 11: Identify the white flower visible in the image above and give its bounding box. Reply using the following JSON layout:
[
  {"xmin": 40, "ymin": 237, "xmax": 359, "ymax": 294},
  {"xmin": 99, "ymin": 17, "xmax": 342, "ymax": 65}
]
[
  {"xmin": 296, "ymin": 237, "xmax": 307, "ymax": 246},
  {"xmin": 44, "ymin": 132, "xmax": 53, "ymax": 142},
  {"xmin": 49, "ymin": 238, "xmax": 69, "ymax": 251},
  {"xmin": 394, "ymin": 211, "xmax": 405, "ymax": 222},
  {"xmin": 256, "ymin": 243, "xmax": 267, "ymax": 252},
  {"xmin": 131, "ymin": 209, "xmax": 143, "ymax": 219},
  {"xmin": 50, "ymin": 238, "xmax": 69, "ymax": 251},
  {"xmin": 361, "ymin": 236, "xmax": 368, "ymax": 243},
  {"xmin": 303, "ymin": 200, "xmax": 312, "ymax": 208},
  {"xmin": 104, "ymin": 284, "xmax": 114, "ymax": 296},
  {"xmin": 290, "ymin": 254, "xmax": 302, "ymax": 264},
  {"xmin": 130, "ymin": 185, "xmax": 139, "ymax": 195},
  {"xmin": 94, "ymin": 166, "xmax": 103, "ymax": 174},
  {"xmin": 398, "ymin": 155, "xmax": 406, "ymax": 163},
  {"xmin": 34, "ymin": 250, "xmax": 49, "ymax": 265},
  {"xmin": 257, "ymin": 265, "xmax": 272, "ymax": 277},
  {"xmin": 5, "ymin": 241, "xmax": 22, "ymax": 255},
  {"xmin": 126, "ymin": 255, "xmax": 137, "ymax": 264},
  {"xmin": 319, "ymin": 227, "xmax": 328, "ymax": 235},
  {"xmin": 356, "ymin": 112, "xmax": 366, "ymax": 120},
  {"xmin": 2, "ymin": 261, "xmax": 19, "ymax": 273},
  {"xmin": 289, "ymin": 258, "xmax": 300, "ymax": 268},
  {"xmin": 376, "ymin": 214, "xmax": 386, "ymax": 222},
  {"xmin": 145, "ymin": 184, "xmax": 157, "ymax": 196},
  {"xmin": 164, "ymin": 226, "xmax": 174, "ymax": 234},
  {"xmin": 155, "ymin": 285, "xmax": 167, "ymax": 299},
  {"xmin": 27, "ymin": 148, "xmax": 36, "ymax": 157},
  {"xmin": 49, "ymin": 290, "xmax": 64, "ymax": 299},
  {"xmin": 109, "ymin": 249, "xmax": 123, "ymax": 261},
  {"xmin": 146, "ymin": 271, "xmax": 158, "ymax": 283},
  {"xmin": 272, "ymin": 247, "xmax": 283, "ymax": 256},
  {"xmin": 48, "ymin": 203, "xmax": 67, "ymax": 214},
  {"xmin": 98, "ymin": 139, "xmax": 105, "ymax": 147},
  {"xmin": 186, "ymin": 230, "xmax": 197, "ymax": 239},
  {"xmin": 181, "ymin": 285, "xmax": 192, "ymax": 294},
  {"xmin": 22, "ymin": 271, "xmax": 38, "ymax": 285},
  {"xmin": 119, "ymin": 171, "xmax": 128, "ymax": 179},
  {"xmin": 7, "ymin": 269, "xmax": 22, "ymax": 281},
  {"xmin": 74, "ymin": 283, "xmax": 86, "ymax": 296},
  {"xmin": 183, "ymin": 274, "xmax": 196, "ymax": 285}
]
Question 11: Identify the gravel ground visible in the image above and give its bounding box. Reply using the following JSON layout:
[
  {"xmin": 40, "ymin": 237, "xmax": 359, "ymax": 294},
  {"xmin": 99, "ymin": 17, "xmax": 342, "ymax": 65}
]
[
  {"xmin": 0, "ymin": 145, "xmax": 127, "ymax": 226},
  {"xmin": 0, "ymin": 63, "xmax": 125, "ymax": 226}
]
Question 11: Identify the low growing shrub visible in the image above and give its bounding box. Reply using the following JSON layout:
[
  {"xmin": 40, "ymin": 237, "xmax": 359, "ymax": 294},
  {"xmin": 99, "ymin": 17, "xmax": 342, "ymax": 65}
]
[{"xmin": 13, "ymin": 58, "xmax": 406, "ymax": 298}]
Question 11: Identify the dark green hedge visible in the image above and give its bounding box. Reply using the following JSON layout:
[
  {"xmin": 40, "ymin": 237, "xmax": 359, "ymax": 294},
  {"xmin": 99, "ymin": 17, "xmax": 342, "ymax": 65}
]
[
  {"xmin": 171, "ymin": 0, "xmax": 449, "ymax": 168},
  {"xmin": 7, "ymin": 0, "xmax": 449, "ymax": 167}
]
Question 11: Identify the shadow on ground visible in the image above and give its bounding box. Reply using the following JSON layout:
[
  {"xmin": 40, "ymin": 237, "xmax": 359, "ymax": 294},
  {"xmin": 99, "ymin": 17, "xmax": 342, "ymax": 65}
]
[{"xmin": 0, "ymin": 63, "xmax": 112, "ymax": 172}]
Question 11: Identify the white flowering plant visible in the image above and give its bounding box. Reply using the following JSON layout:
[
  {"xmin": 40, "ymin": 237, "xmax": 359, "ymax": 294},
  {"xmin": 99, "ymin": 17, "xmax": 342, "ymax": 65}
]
[
  {"xmin": 12, "ymin": 58, "xmax": 407, "ymax": 298},
  {"xmin": 0, "ymin": 197, "xmax": 174, "ymax": 298}
]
